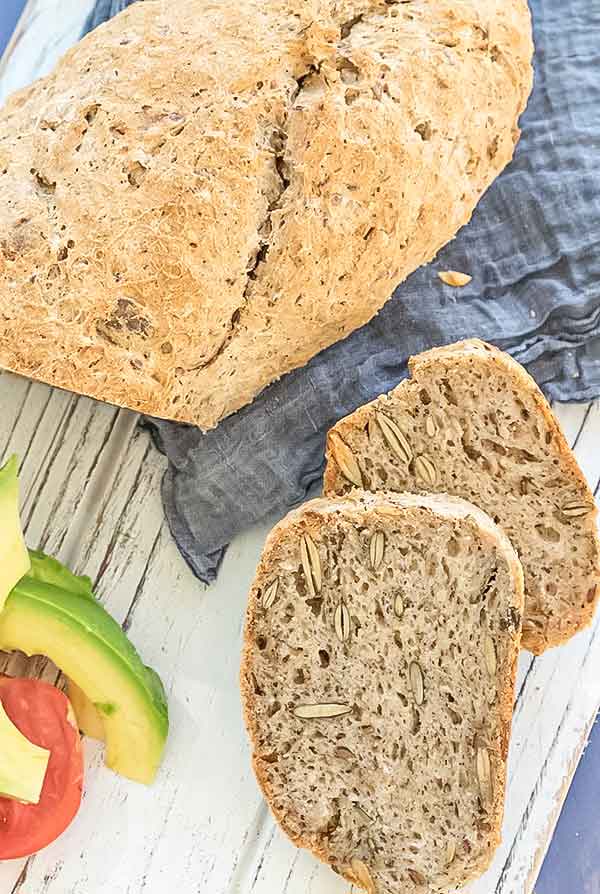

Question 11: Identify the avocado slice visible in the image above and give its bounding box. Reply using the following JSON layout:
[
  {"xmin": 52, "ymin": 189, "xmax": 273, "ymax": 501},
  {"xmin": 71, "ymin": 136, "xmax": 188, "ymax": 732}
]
[
  {"xmin": 0, "ymin": 568, "xmax": 168, "ymax": 785},
  {"xmin": 27, "ymin": 548, "xmax": 95, "ymax": 600},
  {"xmin": 67, "ymin": 679, "xmax": 106, "ymax": 742},
  {"xmin": 0, "ymin": 700, "xmax": 50, "ymax": 804},
  {"xmin": 0, "ymin": 456, "xmax": 30, "ymax": 610}
]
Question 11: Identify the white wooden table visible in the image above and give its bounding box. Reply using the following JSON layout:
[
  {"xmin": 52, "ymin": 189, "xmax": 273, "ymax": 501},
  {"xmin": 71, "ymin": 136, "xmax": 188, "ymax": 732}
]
[{"xmin": 1, "ymin": 4, "xmax": 599, "ymax": 893}]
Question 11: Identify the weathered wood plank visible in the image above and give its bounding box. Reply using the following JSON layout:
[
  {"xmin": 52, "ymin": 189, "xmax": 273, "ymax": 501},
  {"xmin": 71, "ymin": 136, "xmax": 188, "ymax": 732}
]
[{"xmin": 0, "ymin": 0, "xmax": 94, "ymax": 102}]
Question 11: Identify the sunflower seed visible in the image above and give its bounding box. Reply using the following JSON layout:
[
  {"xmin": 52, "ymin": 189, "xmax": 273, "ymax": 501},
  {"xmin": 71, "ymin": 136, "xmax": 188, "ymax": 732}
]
[
  {"xmin": 408, "ymin": 868, "xmax": 426, "ymax": 886},
  {"xmin": 293, "ymin": 702, "xmax": 352, "ymax": 719},
  {"xmin": 476, "ymin": 747, "xmax": 492, "ymax": 802},
  {"xmin": 329, "ymin": 432, "xmax": 363, "ymax": 487},
  {"xmin": 484, "ymin": 635, "xmax": 496, "ymax": 676},
  {"xmin": 414, "ymin": 455, "xmax": 437, "ymax": 487},
  {"xmin": 445, "ymin": 839, "xmax": 457, "ymax": 866},
  {"xmin": 438, "ymin": 270, "xmax": 472, "ymax": 287},
  {"xmin": 376, "ymin": 412, "xmax": 412, "ymax": 464},
  {"xmin": 409, "ymin": 661, "xmax": 424, "ymax": 705},
  {"xmin": 369, "ymin": 531, "xmax": 386, "ymax": 570},
  {"xmin": 561, "ymin": 501, "xmax": 593, "ymax": 518},
  {"xmin": 353, "ymin": 803, "xmax": 375, "ymax": 824},
  {"xmin": 334, "ymin": 601, "xmax": 351, "ymax": 643},
  {"xmin": 394, "ymin": 593, "xmax": 405, "ymax": 619},
  {"xmin": 334, "ymin": 746, "xmax": 355, "ymax": 759},
  {"xmin": 425, "ymin": 415, "xmax": 436, "ymax": 437},
  {"xmin": 261, "ymin": 579, "xmax": 279, "ymax": 610},
  {"xmin": 300, "ymin": 533, "xmax": 322, "ymax": 597},
  {"xmin": 350, "ymin": 858, "xmax": 375, "ymax": 892}
]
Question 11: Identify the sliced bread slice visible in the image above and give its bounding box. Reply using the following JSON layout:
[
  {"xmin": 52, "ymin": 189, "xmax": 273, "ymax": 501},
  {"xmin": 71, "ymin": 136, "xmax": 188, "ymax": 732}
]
[
  {"xmin": 324, "ymin": 339, "xmax": 600, "ymax": 654},
  {"xmin": 241, "ymin": 492, "xmax": 524, "ymax": 893}
]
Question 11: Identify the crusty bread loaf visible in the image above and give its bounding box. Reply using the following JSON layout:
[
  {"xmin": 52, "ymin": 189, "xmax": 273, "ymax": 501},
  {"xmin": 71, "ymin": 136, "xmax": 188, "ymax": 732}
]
[
  {"xmin": 324, "ymin": 340, "xmax": 600, "ymax": 654},
  {"xmin": 242, "ymin": 492, "xmax": 524, "ymax": 893},
  {"xmin": 0, "ymin": 1, "xmax": 532, "ymax": 428}
]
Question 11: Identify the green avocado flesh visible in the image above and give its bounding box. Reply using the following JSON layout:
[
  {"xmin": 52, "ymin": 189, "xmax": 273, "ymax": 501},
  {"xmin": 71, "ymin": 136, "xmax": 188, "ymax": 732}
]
[
  {"xmin": 0, "ymin": 701, "xmax": 50, "ymax": 804},
  {"xmin": 0, "ymin": 573, "xmax": 169, "ymax": 785},
  {"xmin": 27, "ymin": 549, "xmax": 95, "ymax": 600},
  {"xmin": 0, "ymin": 456, "xmax": 30, "ymax": 611}
]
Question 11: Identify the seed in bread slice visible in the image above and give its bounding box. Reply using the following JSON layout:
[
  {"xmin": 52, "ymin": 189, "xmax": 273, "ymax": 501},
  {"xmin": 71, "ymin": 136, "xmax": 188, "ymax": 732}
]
[
  {"xmin": 324, "ymin": 339, "xmax": 600, "ymax": 655},
  {"xmin": 241, "ymin": 492, "xmax": 524, "ymax": 893}
]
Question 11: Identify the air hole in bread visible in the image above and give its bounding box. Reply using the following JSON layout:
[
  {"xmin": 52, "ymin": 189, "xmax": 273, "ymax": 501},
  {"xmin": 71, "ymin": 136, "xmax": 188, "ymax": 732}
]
[{"xmin": 318, "ymin": 649, "xmax": 330, "ymax": 668}]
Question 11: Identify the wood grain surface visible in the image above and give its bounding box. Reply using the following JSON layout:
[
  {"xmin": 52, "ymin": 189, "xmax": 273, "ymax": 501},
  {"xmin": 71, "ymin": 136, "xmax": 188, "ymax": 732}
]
[{"xmin": 0, "ymin": 4, "xmax": 599, "ymax": 893}]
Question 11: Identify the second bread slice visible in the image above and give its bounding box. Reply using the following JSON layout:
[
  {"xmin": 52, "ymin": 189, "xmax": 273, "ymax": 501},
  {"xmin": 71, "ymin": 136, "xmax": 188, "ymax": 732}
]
[
  {"xmin": 324, "ymin": 339, "xmax": 600, "ymax": 654},
  {"xmin": 242, "ymin": 492, "xmax": 524, "ymax": 893}
]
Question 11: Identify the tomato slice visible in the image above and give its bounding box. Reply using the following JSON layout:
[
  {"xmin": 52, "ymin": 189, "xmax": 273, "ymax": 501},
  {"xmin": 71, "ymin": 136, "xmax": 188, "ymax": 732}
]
[{"xmin": 0, "ymin": 676, "xmax": 83, "ymax": 860}]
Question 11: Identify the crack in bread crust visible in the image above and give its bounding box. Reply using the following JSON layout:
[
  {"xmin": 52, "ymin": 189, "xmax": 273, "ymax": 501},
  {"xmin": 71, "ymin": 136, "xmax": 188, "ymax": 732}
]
[{"xmin": 0, "ymin": 1, "xmax": 533, "ymax": 427}]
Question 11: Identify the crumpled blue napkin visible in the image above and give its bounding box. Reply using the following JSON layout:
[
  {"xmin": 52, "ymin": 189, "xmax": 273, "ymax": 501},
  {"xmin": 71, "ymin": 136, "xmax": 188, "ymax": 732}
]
[{"xmin": 87, "ymin": 0, "xmax": 600, "ymax": 583}]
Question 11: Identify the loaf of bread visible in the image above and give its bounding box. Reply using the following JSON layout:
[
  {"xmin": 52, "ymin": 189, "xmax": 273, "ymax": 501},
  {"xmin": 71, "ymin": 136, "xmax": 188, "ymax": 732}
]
[
  {"xmin": 0, "ymin": 1, "xmax": 532, "ymax": 428},
  {"xmin": 324, "ymin": 340, "xmax": 600, "ymax": 654},
  {"xmin": 242, "ymin": 492, "xmax": 524, "ymax": 893}
]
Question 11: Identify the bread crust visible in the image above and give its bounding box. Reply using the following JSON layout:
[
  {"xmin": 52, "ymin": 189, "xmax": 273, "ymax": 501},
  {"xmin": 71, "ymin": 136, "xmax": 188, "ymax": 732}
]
[
  {"xmin": 324, "ymin": 340, "xmax": 600, "ymax": 654},
  {"xmin": 241, "ymin": 492, "xmax": 524, "ymax": 893},
  {"xmin": 0, "ymin": 1, "xmax": 532, "ymax": 428}
]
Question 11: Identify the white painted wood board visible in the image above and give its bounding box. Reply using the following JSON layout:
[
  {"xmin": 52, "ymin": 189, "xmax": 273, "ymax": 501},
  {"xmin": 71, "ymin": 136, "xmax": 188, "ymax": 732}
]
[{"xmin": 0, "ymin": 5, "xmax": 599, "ymax": 893}]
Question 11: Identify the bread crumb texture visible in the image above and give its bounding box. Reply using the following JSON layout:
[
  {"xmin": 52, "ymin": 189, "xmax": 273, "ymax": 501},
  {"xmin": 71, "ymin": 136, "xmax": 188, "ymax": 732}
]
[
  {"xmin": 0, "ymin": 1, "xmax": 532, "ymax": 428},
  {"xmin": 242, "ymin": 492, "xmax": 524, "ymax": 893},
  {"xmin": 324, "ymin": 340, "xmax": 600, "ymax": 654}
]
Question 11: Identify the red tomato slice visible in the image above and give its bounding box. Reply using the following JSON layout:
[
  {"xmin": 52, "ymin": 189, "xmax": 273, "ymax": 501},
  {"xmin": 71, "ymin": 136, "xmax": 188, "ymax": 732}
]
[{"xmin": 0, "ymin": 676, "xmax": 84, "ymax": 860}]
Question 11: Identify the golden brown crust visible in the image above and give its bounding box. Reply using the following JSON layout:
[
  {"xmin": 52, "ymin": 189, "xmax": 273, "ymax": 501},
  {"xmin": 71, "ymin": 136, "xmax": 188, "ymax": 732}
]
[
  {"xmin": 241, "ymin": 493, "xmax": 524, "ymax": 892},
  {"xmin": 324, "ymin": 340, "xmax": 600, "ymax": 654},
  {"xmin": 0, "ymin": 1, "xmax": 532, "ymax": 429}
]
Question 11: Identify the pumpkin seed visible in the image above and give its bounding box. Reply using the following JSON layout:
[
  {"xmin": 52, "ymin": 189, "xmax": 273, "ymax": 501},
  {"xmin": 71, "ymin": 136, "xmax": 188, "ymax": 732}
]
[
  {"xmin": 293, "ymin": 702, "xmax": 351, "ymax": 720},
  {"xmin": 334, "ymin": 601, "xmax": 351, "ymax": 643},
  {"xmin": 369, "ymin": 531, "xmax": 386, "ymax": 570},
  {"xmin": 329, "ymin": 432, "xmax": 363, "ymax": 487},
  {"xmin": 409, "ymin": 661, "xmax": 424, "ymax": 705},
  {"xmin": 414, "ymin": 455, "xmax": 437, "ymax": 487},
  {"xmin": 484, "ymin": 635, "xmax": 496, "ymax": 676},
  {"xmin": 261, "ymin": 579, "xmax": 279, "ymax": 610},
  {"xmin": 300, "ymin": 533, "xmax": 322, "ymax": 597},
  {"xmin": 376, "ymin": 412, "xmax": 412, "ymax": 464},
  {"xmin": 438, "ymin": 270, "xmax": 472, "ymax": 287}
]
